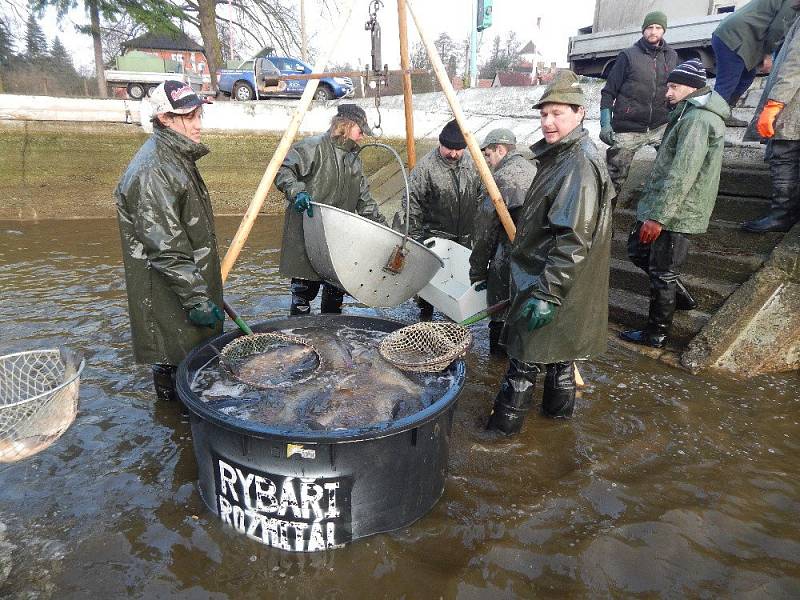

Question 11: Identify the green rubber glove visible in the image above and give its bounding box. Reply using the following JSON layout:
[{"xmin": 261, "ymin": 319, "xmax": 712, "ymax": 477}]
[
  {"xmin": 188, "ymin": 300, "xmax": 225, "ymax": 328},
  {"xmin": 599, "ymin": 108, "xmax": 615, "ymax": 146},
  {"xmin": 522, "ymin": 298, "xmax": 557, "ymax": 331},
  {"xmin": 293, "ymin": 191, "xmax": 314, "ymax": 217}
]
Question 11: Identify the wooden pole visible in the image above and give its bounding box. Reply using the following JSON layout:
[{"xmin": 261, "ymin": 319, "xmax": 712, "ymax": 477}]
[
  {"xmin": 397, "ymin": 0, "xmax": 416, "ymax": 169},
  {"xmin": 405, "ymin": 0, "xmax": 585, "ymax": 387},
  {"xmin": 405, "ymin": 0, "xmax": 515, "ymax": 242},
  {"xmin": 220, "ymin": 0, "xmax": 357, "ymax": 283}
]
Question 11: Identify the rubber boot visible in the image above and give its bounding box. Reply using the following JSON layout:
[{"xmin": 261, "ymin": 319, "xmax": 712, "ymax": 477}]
[
  {"xmin": 417, "ymin": 297, "xmax": 434, "ymax": 322},
  {"xmin": 742, "ymin": 149, "xmax": 799, "ymax": 233},
  {"xmin": 290, "ymin": 278, "xmax": 319, "ymax": 316},
  {"xmin": 675, "ymin": 279, "xmax": 697, "ymax": 311},
  {"xmin": 619, "ymin": 270, "xmax": 676, "ymax": 348},
  {"xmin": 320, "ymin": 284, "xmax": 345, "ymax": 314},
  {"xmin": 152, "ymin": 364, "xmax": 178, "ymax": 402},
  {"xmin": 486, "ymin": 360, "xmax": 539, "ymax": 435},
  {"xmin": 488, "ymin": 321, "xmax": 506, "ymax": 358},
  {"xmin": 542, "ymin": 361, "xmax": 576, "ymax": 418}
]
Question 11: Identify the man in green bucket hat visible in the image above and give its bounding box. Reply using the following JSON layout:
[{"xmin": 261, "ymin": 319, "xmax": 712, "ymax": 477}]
[{"xmin": 486, "ymin": 71, "xmax": 615, "ymax": 435}]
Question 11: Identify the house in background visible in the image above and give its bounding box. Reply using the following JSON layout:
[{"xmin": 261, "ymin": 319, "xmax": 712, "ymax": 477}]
[{"xmin": 121, "ymin": 31, "xmax": 208, "ymax": 78}]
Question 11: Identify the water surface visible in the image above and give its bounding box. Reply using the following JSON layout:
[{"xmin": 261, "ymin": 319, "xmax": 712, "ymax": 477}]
[{"xmin": 0, "ymin": 217, "xmax": 798, "ymax": 598}]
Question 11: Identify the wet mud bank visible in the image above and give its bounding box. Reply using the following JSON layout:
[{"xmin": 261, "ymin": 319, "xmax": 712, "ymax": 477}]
[{"xmin": 0, "ymin": 121, "xmax": 405, "ymax": 220}]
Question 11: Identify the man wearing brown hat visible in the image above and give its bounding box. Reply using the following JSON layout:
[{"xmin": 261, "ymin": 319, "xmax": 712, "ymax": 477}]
[
  {"xmin": 600, "ymin": 10, "xmax": 678, "ymax": 196},
  {"xmin": 487, "ymin": 72, "xmax": 614, "ymax": 435},
  {"xmin": 401, "ymin": 118, "xmax": 481, "ymax": 320},
  {"xmin": 620, "ymin": 61, "xmax": 730, "ymax": 348},
  {"xmin": 276, "ymin": 103, "xmax": 387, "ymax": 316}
]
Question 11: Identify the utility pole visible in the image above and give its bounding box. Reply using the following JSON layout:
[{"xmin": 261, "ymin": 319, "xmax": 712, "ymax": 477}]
[
  {"xmin": 300, "ymin": 0, "xmax": 308, "ymax": 61},
  {"xmin": 469, "ymin": 0, "xmax": 478, "ymax": 87}
]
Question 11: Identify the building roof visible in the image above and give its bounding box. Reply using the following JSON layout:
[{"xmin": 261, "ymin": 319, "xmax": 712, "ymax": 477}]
[
  {"xmin": 492, "ymin": 71, "xmax": 534, "ymax": 87},
  {"xmin": 122, "ymin": 30, "xmax": 204, "ymax": 53},
  {"xmin": 519, "ymin": 41, "xmax": 537, "ymax": 55}
]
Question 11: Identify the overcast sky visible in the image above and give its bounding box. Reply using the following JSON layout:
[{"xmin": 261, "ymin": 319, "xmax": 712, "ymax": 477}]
[{"xmin": 28, "ymin": 0, "xmax": 596, "ymax": 72}]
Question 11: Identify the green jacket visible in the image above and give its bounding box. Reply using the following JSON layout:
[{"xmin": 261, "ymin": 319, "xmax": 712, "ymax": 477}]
[
  {"xmin": 469, "ymin": 151, "xmax": 536, "ymax": 318},
  {"xmin": 745, "ymin": 14, "xmax": 800, "ymax": 142},
  {"xmin": 400, "ymin": 147, "xmax": 481, "ymax": 246},
  {"xmin": 502, "ymin": 128, "xmax": 614, "ymax": 364},
  {"xmin": 275, "ymin": 133, "xmax": 386, "ymax": 281},
  {"xmin": 715, "ymin": 0, "xmax": 797, "ymax": 70},
  {"xmin": 636, "ymin": 87, "xmax": 730, "ymax": 234},
  {"xmin": 115, "ymin": 126, "xmax": 223, "ymax": 366}
]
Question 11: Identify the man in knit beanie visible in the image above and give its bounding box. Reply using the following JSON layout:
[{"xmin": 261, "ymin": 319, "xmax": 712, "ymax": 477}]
[
  {"xmin": 620, "ymin": 60, "xmax": 731, "ymax": 349},
  {"xmin": 398, "ymin": 118, "xmax": 480, "ymax": 320},
  {"xmin": 600, "ymin": 10, "xmax": 678, "ymax": 198}
]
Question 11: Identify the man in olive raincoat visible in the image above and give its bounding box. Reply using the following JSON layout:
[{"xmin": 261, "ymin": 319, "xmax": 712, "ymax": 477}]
[
  {"xmin": 620, "ymin": 61, "xmax": 730, "ymax": 348},
  {"xmin": 469, "ymin": 128, "xmax": 536, "ymax": 357},
  {"xmin": 742, "ymin": 7, "xmax": 800, "ymax": 233},
  {"xmin": 712, "ymin": 0, "xmax": 798, "ymax": 106},
  {"xmin": 487, "ymin": 72, "xmax": 615, "ymax": 435},
  {"xmin": 276, "ymin": 104, "xmax": 387, "ymax": 315},
  {"xmin": 401, "ymin": 119, "xmax": 481, "ymax": 320},
  {"xmin": 115, "ymin": 81, "xmax": 224, "ymax": 402}
]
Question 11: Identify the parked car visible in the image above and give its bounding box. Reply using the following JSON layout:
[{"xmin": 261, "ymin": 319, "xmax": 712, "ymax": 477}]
[{"xmin": 217, "ymin": 55, "xmax": 355, "ymax": 101}]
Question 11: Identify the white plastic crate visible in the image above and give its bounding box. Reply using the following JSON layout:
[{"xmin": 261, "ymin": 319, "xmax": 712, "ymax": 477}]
[{"xmin": 417, "ymin": 238, "xmax": 488, "ymax": 323}]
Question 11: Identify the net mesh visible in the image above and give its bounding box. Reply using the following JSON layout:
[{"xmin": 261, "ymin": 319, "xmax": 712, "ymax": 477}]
[
  {"xmin": 378, "ymin": 322, "xmax": 472, "ymax": 373},
  {"xmin": 0, "ymin": 349, "xmax": 83, "ymax": 463},
  {"xmin": 219, "ymin": 333, "xmax": 321, "ymax": 389}
]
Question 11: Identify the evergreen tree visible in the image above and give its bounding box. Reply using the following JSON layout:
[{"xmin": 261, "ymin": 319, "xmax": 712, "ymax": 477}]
[
  {"xmin": 25, "ymin": 14, "xmax": 48, "ymax": 61},
  {"xmin": 51, "ymin": 36, "xmax": 76, "ymax": 72},
  {"xmin": 0, "ymin": 16, "xmax": 13, "ymax": 66}
]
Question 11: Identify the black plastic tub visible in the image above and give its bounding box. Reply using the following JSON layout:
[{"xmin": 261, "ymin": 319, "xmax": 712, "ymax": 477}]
[{"xmin": 176, "ymin": 314, "xmax": 466, "ymax": 552}]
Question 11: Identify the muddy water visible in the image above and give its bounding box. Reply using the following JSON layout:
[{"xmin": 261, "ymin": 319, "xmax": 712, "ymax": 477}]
[{"xmin": 1, "ymin": 217, "xmax": 798, "ymax": 598}]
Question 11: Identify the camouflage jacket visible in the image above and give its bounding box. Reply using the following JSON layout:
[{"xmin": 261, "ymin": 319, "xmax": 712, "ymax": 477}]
[
  {"xmin": 469, "ymin": 151, "xmax": 537, "ymax": 315},
  {"xmin": 637, "ymin": 87, "xmax": 731, "ymax": 234},
  {"xmin": 400, "ymin": 147, "xmax": 481, "ymax": 246},
  {"xmin": 275, "ymin": 133, "xmax": 386, "ymax": 281},
  {"xmin": 115, "ymin": 126, "xmax": 223, "ymax": 366}
]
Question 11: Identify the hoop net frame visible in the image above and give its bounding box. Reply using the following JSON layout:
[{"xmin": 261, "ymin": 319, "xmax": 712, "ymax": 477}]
[
  {"xmin": 219, "ymin": 333, "xmax": 322, "ymax": 390},
  {"xmin": 0, "ymin": 348, "xmax": 84, "ymax": 463},
  {"xmin": 378, "ymin": 322, "xmax": 472, "ymax": 373}
]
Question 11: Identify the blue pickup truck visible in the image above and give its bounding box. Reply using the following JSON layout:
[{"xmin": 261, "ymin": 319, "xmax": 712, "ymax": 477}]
[{"xmin": 217, "ymin": 56, "xmax": 355, "ymax": 101}]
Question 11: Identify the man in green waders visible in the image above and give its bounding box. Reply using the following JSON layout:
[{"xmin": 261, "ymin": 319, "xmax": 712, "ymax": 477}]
[
  {"xmin": 275, "ymin": 104, "xmax": 387, "ymax": 315},
  {"xmin": 115, "ymin": 81, "xmax": 224, "ymax": 402},
  {"xmin": 487, "ymin": 72, "xmax": 615, "ymax": 435}
]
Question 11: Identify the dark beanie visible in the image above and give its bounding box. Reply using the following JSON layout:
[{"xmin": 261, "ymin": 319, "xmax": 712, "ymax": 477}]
[
  {"xmin": 439, "ymin": 119, "xmax": 467, "ymax": 150},
  {"xmin": 642, "ymin": 10, "xmax": 667, "ymax": 31},
  {"xmin": 667, "ymin": 59, "xmax": 707, "ymax": 89}
]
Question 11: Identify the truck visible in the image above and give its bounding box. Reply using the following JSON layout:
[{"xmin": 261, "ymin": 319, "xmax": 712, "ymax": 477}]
[
  {"xmin": 104, "ymin": 51, "xmax": 204, "ymax": 100},
  {"xmin": 217, "ymin": 54, "xmax": 355, "ymax": 101},
  {"xmin": 568, "ymin": 0, "xmax": 752, "ymax": 78}
]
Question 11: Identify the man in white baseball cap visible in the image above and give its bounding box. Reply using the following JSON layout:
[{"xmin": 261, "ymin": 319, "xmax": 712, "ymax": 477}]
[{"xmin": 114, "ymin": 80, "xmax": 222, "ymax": 404}]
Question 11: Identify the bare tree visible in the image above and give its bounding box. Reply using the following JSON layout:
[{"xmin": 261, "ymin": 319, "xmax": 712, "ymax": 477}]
[
  {"xmin": 100, "ymin": 13, "xmax": 146, "ymax": 63},
  {"xmin": 170, "ymin": 0, "xmax": 337, "ymax": 91}
]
